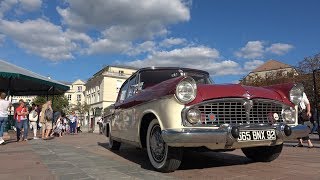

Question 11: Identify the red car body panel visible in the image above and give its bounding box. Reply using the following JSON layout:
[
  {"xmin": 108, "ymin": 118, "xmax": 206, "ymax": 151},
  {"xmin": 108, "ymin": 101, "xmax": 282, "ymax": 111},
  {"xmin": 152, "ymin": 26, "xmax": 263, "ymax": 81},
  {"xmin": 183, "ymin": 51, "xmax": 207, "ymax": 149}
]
[{"xmin": 189, "ymin": 84, "xmax": 294, "ymax": 106}]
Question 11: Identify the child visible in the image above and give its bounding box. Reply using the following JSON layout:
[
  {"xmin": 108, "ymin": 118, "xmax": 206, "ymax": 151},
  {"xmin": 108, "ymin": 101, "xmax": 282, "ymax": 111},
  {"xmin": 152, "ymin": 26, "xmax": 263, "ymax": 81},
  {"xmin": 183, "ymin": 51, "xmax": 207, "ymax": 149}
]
[{"xmin": 50, "ymin": 116, "xmax": 63, "ymax": 137}]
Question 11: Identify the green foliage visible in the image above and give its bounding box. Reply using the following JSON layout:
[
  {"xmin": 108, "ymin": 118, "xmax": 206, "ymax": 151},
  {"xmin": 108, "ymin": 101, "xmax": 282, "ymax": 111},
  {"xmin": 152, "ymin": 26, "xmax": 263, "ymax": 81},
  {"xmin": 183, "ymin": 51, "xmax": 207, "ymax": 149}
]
[
  {"xmin": 33, "ymin": 95, "xmax": 69, "ymax": 112},
  {"xmin": 72, "ymin": 102, "xmax": 90, "ymax": 122}
]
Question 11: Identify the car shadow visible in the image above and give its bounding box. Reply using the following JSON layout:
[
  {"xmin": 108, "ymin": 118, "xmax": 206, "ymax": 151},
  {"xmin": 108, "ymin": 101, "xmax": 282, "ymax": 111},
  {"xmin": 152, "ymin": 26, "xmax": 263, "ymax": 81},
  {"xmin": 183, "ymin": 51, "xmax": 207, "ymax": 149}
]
[{"xmin": 97, "ymin": 142, "xmax": 253, "ymax": 171}]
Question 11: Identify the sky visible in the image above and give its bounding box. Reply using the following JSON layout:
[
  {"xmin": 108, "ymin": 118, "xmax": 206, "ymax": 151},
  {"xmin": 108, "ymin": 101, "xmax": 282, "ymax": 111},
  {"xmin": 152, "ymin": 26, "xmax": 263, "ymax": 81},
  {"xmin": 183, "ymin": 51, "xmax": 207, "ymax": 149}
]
[{"xmin": 0, "ymin": 0, "xmax": 319, "ymax": 84}]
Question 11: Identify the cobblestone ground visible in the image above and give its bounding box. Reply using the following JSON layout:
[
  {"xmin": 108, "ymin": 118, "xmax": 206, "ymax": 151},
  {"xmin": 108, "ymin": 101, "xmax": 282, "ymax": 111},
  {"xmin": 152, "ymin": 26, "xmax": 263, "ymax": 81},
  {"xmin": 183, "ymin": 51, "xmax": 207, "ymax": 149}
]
[{"xmin": 0, "ymin": 133, "xmax": 319, "ymax": 180}]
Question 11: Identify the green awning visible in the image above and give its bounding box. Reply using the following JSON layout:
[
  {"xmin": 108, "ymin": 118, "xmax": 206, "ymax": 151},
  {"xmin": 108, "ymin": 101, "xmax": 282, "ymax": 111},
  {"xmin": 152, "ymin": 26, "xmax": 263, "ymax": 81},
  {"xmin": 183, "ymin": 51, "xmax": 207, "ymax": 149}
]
[{"xmin": 0, "ymin": 59, "xmax": 69, "ymax": 96}]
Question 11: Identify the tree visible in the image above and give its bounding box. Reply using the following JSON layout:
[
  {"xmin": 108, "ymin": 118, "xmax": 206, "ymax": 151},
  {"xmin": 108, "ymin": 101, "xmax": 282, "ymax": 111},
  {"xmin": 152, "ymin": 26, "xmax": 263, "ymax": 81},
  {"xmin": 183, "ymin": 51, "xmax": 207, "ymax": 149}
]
[
  {"xmin": 72, "ymin": 102, "xmax": 90, "ymax": 123},
  {"xmin": 33, "ymin": 95, "xmax": 69, "ymax": 112}
]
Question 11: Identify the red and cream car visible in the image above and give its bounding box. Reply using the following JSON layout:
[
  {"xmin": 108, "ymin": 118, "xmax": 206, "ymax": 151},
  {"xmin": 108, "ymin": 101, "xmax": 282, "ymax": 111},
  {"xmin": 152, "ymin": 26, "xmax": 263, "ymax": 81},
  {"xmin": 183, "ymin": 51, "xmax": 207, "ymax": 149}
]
[{"xmin": 103, "ymin": 67, "xmax": 309, "ymax": 172}]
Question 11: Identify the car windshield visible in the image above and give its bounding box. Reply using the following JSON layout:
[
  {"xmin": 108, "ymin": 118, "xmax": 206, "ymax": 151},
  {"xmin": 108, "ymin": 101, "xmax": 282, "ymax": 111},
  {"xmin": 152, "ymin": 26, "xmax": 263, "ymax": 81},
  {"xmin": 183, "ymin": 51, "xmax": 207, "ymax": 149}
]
[{"xmin": 139, "ymin": 69, "xmax": 212, "ymax": 89}]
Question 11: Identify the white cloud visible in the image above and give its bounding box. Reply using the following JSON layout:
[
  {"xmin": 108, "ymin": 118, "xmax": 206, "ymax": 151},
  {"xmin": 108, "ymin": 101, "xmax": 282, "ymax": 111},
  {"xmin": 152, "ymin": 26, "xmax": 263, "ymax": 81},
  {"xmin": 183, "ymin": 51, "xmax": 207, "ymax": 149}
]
[
  {"xmin": 235, "ymin": 41, "xmax": 264, "ymax": 59},
  {"xmin": 243, "ymin": 60, "xmax": 264, "ymax": 71},
  {"xmin": 57, "ymin": 0, "xmax": 190, "ymax": 40},
  {"xmin": 86, "ymin": 39, "xmax": 131, "ymax": 55},
  {"xmin": 266, "ymin": 43, "xmax": 294, "ymax": 55},
  {"xmin": 235, "ymin": 41, "xmax": 294, "ymax": 59},
  {"xmin": 0, "ymin": 19, "xmax": 76, "ymax": 60},
  {"xmin": 124, "ymin": 46, "xmax": 245, "ymax": 76},
  {"xmin": 0, "ymin": 0, "xmax": 18, "ymax": 18},
  {"xmin": 159, "ymin": 37, "xmax": 186, "ymax": 48},
  {"xmin": 0, "ymin": 0, "xmax": 42, "ymax": 17},
  {"xmin": 19, "ymin": 0, "xmax": 42, "ymax": 12},
  {"xmin": 126, "ymin": 41, "xmax": 156, "ymax": 56}
]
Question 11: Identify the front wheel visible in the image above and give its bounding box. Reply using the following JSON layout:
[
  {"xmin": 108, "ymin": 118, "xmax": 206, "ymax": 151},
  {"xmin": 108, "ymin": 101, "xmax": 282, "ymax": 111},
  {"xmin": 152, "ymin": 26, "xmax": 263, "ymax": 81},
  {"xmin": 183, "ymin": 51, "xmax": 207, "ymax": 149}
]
[
  {"xmin": 241, "ymin": 144, "xmax": 283, "ymax": 162},
  {"xmin": 146, "ymin": 119, "xmax": 183, "ymax": 172}
]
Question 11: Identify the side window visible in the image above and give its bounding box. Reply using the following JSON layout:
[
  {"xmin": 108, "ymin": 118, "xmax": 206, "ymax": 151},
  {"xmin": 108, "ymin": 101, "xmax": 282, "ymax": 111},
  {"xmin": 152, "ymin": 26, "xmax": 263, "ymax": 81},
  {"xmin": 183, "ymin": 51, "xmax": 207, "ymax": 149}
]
[
  {"xmin": 126, "ymin": 75, "xmax": 137, "ymax": 99},
  {"xmin": 119, "ymin": 82, "xmax": 129, "ymax": 103}
]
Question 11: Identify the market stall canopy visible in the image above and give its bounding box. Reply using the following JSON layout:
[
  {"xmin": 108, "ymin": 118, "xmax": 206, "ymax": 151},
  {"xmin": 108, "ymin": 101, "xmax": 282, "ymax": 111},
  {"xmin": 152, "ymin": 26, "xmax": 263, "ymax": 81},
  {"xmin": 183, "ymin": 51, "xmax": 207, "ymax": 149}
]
[{"xmin": 0, "ymin": 59, "xmax": 69, "ymax": 96}]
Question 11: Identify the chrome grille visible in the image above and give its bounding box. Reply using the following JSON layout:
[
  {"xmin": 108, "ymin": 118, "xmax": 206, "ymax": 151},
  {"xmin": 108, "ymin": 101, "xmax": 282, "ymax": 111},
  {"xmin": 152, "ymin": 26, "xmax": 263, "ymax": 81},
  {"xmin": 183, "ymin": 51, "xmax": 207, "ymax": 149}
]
[
  {"xmin": 249, "ymin": 101, "xmax": 283, "ymax": 124},
  {"xmin": 192, "ymin": 99, "xmax": 284, "ymax": 126}
]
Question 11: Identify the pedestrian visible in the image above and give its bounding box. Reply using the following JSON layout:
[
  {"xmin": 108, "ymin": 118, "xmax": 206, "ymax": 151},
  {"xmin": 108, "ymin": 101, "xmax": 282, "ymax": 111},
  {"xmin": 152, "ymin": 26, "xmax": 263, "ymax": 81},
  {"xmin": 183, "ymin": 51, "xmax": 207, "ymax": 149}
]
[
  {"xmin": 15, "ymin": 99, "xmax": 29, "ymax": 141},
  {"xmin": 98, "ymin": 118, "xmax": 103, "ymax": 134},
  {"xmin": 69, "ymin": 112, "xmax": 77, "ymax": 135},
  {"xmin": 0, "ymin": 92, "xmax": 11, "ymax": 145},
  {"xmin": 50, "ymin": 115, "xmax": 63, "ymax": 137},
  {"xmin": 39, "ymin": 101, "xmax": 53, "ymax": 139},
  {"xmin": 29, "ymin": 103, "xmax": 39, "ymax": 139},
  {"xmin": 77, "ymin": 118, "xmax": 82, "ymax": 133},
  {"xmin": 311, "ymin": 106, "xmax": 319, "ymax": 134},
  {"xmin": 295, "ymin": 92, "xmax": 314, "ymax": 148}
]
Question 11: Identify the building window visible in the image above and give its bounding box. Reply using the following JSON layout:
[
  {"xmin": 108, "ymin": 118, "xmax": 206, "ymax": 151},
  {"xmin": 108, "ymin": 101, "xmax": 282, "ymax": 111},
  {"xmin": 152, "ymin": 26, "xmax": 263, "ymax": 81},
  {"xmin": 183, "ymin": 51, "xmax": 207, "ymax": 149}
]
[
  {"xmin": 77, "ymin": 94, "xmax": 81, "ymax": 101},
  {"xmin": 77, "ymin": 86, "xmax": 82, "ymax": 92},
  {"xmin": 97, "ymin": 92, "xmax": 100, "ymax": 102},
  {"xmin": 67, "ymin": 94, "xmax": 72, "ymax": 101}
]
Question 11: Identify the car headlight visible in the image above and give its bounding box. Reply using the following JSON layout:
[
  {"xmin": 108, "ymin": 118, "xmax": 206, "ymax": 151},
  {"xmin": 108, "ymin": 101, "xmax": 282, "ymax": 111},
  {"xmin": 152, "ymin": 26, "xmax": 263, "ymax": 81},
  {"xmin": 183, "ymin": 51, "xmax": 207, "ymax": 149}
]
[
  {"xmin": 289, "ymin": 84, "xmax": 304, "ymax": 105},
  {"xmin": 175, "ymin": 77, "xmax": 197, "ymax": 104},
  {"xmin": 282, "ymin": 108, "xmax": 296, "ymax": 124},
  {"xmin": 187, "ymin": 109, "xmax": 201, "ymax": 124}
]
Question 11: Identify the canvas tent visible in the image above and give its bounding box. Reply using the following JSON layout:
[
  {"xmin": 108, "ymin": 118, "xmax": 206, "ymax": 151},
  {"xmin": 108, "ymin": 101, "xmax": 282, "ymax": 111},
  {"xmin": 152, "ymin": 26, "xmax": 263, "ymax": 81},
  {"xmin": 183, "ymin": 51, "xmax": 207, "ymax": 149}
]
[{"xmin": 0, "ymin": 59, "xmax": 69, "ymax": 96}]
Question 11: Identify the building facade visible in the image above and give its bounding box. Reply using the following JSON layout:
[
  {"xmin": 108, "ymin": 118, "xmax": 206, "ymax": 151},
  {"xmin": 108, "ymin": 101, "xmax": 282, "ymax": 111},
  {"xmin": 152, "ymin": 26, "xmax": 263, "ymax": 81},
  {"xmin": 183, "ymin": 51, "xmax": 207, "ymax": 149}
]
[
  {"xmin": 64, "ymin": 79, "xmax": 86, "ymax": 109},
  {"xmin": 241, "ymin": 60, "xmax": 298, "ymax": 84},
  {"xmin": 85, "ymin": 65, "xmax": 137, "ymax": 131}
]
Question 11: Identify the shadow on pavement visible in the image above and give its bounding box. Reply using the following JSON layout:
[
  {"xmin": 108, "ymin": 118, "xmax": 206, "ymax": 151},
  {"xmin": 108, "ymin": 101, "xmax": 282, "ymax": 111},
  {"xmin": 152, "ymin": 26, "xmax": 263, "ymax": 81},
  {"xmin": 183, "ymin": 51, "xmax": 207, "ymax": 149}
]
[{"xmin": 97, "ymin": 142, "xmax": 253, "ymax": 171}]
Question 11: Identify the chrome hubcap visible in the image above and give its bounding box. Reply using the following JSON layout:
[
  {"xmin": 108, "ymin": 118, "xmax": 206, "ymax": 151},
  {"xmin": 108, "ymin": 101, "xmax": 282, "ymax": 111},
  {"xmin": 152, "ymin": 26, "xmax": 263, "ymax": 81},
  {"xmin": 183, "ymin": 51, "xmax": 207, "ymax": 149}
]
[{"xmin": 149, "ymin": 124, "xmax": 166, "ymax": 162}]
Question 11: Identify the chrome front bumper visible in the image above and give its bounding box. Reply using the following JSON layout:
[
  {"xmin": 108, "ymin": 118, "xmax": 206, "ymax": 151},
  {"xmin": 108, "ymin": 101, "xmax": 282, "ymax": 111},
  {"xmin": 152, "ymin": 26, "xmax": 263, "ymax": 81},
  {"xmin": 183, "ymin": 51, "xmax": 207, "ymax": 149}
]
[{"xmin": 162, "ymin": 124, "xmax": 309, "ymax": 150}]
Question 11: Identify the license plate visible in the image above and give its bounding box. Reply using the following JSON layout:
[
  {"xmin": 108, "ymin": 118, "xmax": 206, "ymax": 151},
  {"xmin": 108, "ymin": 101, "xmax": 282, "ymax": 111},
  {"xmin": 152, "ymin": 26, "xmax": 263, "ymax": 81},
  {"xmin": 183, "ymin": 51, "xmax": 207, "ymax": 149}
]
[{"xmin": 237, "ymin": 129, "xmax": 276, "ymax": 142}]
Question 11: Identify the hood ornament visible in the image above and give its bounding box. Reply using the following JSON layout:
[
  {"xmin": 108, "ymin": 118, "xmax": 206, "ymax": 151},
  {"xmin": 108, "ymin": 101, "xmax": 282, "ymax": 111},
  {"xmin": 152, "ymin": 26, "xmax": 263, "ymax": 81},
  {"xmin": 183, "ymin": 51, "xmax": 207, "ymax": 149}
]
[{"xmin": 243, "ymin": 91, "xmax": 251, "ymax": 99}]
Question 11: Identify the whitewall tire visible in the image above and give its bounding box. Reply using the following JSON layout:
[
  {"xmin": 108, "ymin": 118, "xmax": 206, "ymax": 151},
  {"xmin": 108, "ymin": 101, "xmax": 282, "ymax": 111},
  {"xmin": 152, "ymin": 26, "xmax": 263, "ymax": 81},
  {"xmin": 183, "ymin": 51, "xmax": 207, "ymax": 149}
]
[{"xmin": 146, "ymin": 119, "xmax": 183, "ymax": 172}]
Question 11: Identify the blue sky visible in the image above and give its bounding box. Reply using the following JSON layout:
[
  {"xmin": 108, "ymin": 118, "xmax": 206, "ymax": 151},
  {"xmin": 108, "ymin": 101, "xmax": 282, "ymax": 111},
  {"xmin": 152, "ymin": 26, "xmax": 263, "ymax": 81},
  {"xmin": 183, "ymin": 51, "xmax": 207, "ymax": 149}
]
[{"xmin": 0, "ymin": 0, "xmax": 319, "ymax": 84}]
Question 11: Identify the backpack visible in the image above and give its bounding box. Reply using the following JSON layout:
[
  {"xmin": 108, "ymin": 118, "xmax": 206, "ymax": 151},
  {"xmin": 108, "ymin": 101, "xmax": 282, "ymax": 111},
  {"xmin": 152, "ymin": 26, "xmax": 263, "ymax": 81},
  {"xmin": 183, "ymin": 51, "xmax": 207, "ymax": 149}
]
[{"xmin": 45, "ymin": 108, "xmax": 53, "ymax": 121}]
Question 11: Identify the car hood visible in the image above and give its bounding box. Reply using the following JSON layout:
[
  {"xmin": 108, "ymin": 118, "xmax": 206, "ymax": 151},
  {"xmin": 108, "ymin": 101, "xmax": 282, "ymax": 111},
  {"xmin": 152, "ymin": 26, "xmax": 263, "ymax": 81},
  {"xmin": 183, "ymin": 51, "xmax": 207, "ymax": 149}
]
[{"xmin": 189, "ymin": 84, "xmax": 293, "ymax": 106}]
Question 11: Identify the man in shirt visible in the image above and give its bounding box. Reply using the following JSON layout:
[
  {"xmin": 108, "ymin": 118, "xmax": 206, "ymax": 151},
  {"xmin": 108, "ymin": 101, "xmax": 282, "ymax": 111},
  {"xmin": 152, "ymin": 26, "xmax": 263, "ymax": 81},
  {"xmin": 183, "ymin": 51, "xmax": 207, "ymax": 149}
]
[
  {"xmin": 0, "ymin": 92, "xmax": 11, "ymax": 145},
  {"xmin": 15, "ymin": 99, "xmax": 29, "ymax": 141},
  {"xmin": 296, "ymin": 92, "xmax": 314, "ymax": 148}
]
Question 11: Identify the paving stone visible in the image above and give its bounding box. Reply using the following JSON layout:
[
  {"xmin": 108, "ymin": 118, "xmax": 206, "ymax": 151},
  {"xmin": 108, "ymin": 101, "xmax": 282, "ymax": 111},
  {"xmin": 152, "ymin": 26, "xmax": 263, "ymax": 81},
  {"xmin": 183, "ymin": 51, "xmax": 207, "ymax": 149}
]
[{"xmin": 58, "ymin": 172, "xmax": 91, "ymax": 180}]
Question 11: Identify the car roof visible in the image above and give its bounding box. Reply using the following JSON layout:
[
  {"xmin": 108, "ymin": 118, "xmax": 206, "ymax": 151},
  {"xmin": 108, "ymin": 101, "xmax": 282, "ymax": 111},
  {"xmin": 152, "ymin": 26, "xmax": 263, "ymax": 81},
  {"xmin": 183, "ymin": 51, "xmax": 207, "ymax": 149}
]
[{"xmin": 137, "ymin": 67, "xmax": 209, "ymax": 75}]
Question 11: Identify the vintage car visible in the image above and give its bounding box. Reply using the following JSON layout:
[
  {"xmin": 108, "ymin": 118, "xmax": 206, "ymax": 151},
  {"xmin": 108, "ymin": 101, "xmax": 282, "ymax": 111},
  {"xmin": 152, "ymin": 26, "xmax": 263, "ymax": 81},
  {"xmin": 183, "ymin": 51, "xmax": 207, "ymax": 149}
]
[{"xmin": 103, "ymin": 67, "xmax": 309, "ymax": 172}]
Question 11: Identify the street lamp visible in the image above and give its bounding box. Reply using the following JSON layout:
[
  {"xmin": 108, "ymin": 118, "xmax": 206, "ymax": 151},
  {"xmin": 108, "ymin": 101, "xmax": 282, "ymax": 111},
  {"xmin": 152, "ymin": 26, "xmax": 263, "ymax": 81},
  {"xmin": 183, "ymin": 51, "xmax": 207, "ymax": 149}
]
[{"xmin": 312, "ymin": 69, "xmax": 320, "ymax": 139}]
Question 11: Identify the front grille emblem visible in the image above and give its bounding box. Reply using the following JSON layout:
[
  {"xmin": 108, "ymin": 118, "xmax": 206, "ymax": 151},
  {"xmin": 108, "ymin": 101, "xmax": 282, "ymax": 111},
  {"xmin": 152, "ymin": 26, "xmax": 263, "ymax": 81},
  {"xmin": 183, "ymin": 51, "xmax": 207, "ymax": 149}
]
[{"xmin": 243, "ymin": 100, "xmax": 253, "ymax": 114}]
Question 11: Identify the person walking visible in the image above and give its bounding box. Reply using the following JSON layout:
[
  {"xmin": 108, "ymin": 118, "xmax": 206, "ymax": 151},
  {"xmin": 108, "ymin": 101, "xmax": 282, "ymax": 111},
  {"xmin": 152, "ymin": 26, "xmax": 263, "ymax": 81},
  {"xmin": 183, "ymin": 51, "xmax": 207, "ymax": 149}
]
[
  {"xmin": 15, "ymin": 99, "xmax": 29, "ymax": 141},
  {"xmin": 29, "ymin": 103, "xmax": 39, "ymax": 139},
  {"xmin": 39, "ymin": 101, "xmax": 53, "ymax": 139},
  {"xmin": 0, "ymin": 92, "xmax": 11, "ymax": 145},
  {"xmin": 69, "ymin": 112, "xmax": 77, "ymax": 135},
  {"xmin": 295, "ymin": 92, "xmax": 314, "ymax": 148}
]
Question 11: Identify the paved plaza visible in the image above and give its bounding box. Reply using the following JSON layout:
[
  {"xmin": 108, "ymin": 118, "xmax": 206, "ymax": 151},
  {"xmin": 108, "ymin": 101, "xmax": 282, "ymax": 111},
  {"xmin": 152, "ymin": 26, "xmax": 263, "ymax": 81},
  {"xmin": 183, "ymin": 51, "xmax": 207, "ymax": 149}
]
[{"xmin": 0, "ymin": 133, "xmax": 319, "ymax": 180}]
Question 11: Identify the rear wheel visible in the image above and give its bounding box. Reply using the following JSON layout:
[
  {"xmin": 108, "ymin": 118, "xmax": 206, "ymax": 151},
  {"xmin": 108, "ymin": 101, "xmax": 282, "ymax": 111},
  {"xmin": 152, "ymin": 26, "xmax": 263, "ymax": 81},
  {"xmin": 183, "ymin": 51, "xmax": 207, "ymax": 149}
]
[
  {"xmin": 241, "ymin": 144, "xmax": 283, "ymax": 162},
  {"xmin": 107, "ymin": 125, "xmax": 121, "ymax": 150},
  {"xmin": 146, "ymin": 119, "xmax": 183, "ymax": 172}
]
